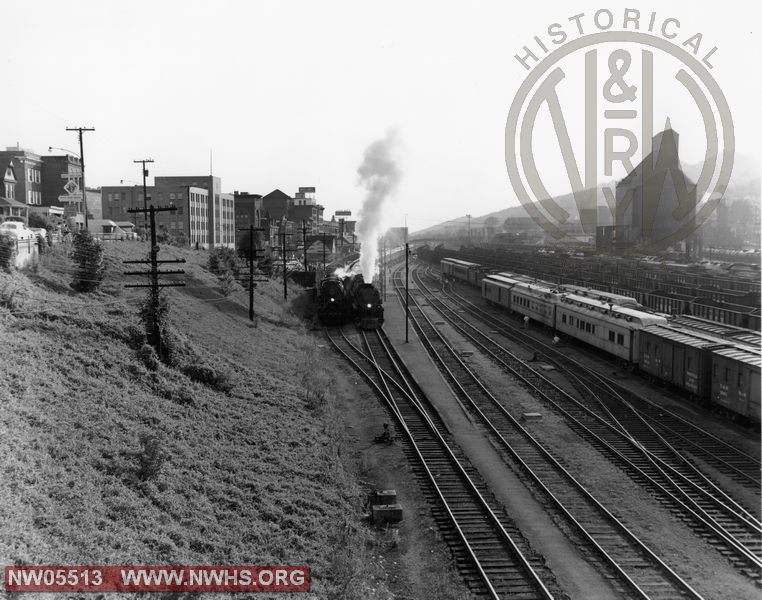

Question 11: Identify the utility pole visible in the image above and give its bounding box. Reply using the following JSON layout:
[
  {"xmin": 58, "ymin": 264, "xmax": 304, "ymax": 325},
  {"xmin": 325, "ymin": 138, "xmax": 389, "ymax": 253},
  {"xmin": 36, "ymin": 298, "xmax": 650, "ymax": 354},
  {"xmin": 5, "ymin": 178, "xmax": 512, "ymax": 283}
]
[
  {"xmin": 300, "ymin": 220, "xmax": 309, "ymax": 271},
  {"xmin": 405, "ymin": 242, "xmax": 410, "ymax": 343},
  {"xmin": 382, "ymin": 236, "xmax": 386, "ymax": 297},
  {"xmin": 134, "ymin": 158, "xmax": 154, "ymax": 234},
  {"xmin": 124, "ymin": 204, "xmax": 186, "ymax": 360},
  {"xmin": 237, "ymin": 225, "xmax": 266, "ymax": 321},
  {"xmin": 279, "ymin": 232, "xmax": 293, "ymax": 300},
  {"xmin": 320, "ymin": 233, "xmax": 329, "ymax": 272},
  {"xmin": 66, "ymin": 126, "xmax": 95, "ymax": 230},
  {"xmin": 466, "ymin": 214, "xmax": 472, "ymax": 245}
]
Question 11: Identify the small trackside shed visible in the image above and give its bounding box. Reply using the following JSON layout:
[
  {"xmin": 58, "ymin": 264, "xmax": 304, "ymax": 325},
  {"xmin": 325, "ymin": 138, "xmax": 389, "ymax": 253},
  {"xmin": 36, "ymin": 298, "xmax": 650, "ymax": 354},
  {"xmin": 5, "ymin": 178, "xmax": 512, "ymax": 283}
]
[{"xmin": 711, "ymin": 346, "xmax": 761, "ymax": 422}]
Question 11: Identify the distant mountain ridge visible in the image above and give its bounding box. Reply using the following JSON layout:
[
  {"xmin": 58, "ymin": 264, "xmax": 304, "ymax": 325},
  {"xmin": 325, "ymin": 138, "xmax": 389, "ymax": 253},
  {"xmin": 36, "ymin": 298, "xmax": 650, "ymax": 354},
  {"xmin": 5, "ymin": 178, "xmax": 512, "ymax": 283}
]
[{"xmin": 412, "ymin": 154, "xmax": 760, "ymax": 237}]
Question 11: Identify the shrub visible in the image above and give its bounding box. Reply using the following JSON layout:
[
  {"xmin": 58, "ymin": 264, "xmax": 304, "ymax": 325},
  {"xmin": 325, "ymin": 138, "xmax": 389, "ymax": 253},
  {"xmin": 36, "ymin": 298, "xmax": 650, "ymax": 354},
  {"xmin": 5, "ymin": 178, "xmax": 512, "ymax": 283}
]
[
  {"xmin": 0, "ymin": 233, "xmax": 15, "ymax": 270},
  {"xmin": 70, "ymin": 231, "xmax": 105, "ymax": 292},
  {"xmin": 139, "ymin": 290, "xmax": 170, "ymax": 358},
  {"xmin": 181, "ymin": 363, "xmax": 233, "ymax": 393},
  {"xmin": 36, "ymin": 234, "xmax": 49, "ymax": 255},
  {"xmin": 219, "ymin": 271, "xmax": 240, "ymax": 297},
  {"xmin": 208, "ymin": 247, "xmax": 243, "ymax": 277},
  {"xmin": 136, "ymin": 434, "xmax": 167, "ymax": 481},
  {"xmin": 137, "ymin": 343, "xmax": 160, "ymax": 371}
]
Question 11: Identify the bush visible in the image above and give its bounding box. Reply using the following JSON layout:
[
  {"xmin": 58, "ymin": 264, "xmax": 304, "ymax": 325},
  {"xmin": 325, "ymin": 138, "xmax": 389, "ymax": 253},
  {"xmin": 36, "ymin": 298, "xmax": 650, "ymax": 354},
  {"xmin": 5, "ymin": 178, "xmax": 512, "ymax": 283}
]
[
  {"xmin": 0, "ymin": 234, "xmax": 15, "ymax": 270},
  {"xmin": 70, "ymin": 231, "xmax": 105, "ymax": 292},
  {"xmin": 36, "ymin": 234, "xmax": 49, "ymax": 255},
  {"xmin": 136, "ymin": 434, "xmax": 167, "ymax": 481},
  {"xmin": 208, "ymin": 247, "xmax": 243, "ymax": 277},
  {"xmin": 137, "ymin": 343, "xmax": 160, "ymax": 371},
  {"xmin": 139, "ymin": 290, "xmax": 170, "ymax": 359},
  {"xmin": 181, "ymin": 363, "xmax": 233, "ymax": 392}
]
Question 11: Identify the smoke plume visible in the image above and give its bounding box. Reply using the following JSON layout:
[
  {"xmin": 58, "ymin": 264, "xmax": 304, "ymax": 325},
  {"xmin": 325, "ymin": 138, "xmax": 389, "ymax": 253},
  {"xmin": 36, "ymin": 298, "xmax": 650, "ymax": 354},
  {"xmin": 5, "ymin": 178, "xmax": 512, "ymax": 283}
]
[{"xmin": 356, "ymin": 130, "xmax": 402, "ymax": 280}]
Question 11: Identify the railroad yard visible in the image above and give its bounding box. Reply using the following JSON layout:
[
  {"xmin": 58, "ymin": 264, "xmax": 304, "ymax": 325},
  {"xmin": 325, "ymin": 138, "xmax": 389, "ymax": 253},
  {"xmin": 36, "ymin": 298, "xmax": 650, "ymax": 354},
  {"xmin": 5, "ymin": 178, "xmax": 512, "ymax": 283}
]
[{"xmin": 324, "ymin": 254, "xmax": 762, "ymax": 600}]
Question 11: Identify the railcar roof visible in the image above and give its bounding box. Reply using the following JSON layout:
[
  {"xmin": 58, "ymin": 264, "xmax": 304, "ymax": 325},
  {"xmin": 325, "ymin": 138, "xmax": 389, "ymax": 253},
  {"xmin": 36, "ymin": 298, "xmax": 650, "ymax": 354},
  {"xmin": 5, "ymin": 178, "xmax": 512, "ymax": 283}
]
[
  {"xmin": 558, "ymin": 285, "xmax": 640, "ymax": 306},
  {"xmin": 641, "ymin": 324, "xmax": 730, "ymax": 349},
  {"xmin": 441, "ymin": 258, "xmax": 483, "ymax": 268},
  {"xmin": 485, "ymin": 274, "xmax": 556, "ymax": 294},
  {"xmin": 559, "ymin": 293, "xmax": 667, "ymax": 326},
  {"xmin": 712, "ymin": 346, "xmax": 762, "ymax": 368}
]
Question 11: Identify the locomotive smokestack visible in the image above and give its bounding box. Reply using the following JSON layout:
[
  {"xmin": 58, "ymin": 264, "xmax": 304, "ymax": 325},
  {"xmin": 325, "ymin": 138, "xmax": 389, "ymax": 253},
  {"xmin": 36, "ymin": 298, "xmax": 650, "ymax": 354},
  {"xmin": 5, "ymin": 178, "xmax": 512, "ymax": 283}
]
[{"xmin": 356, "ymin": 130, "xmax": 402, "ymax": 280}]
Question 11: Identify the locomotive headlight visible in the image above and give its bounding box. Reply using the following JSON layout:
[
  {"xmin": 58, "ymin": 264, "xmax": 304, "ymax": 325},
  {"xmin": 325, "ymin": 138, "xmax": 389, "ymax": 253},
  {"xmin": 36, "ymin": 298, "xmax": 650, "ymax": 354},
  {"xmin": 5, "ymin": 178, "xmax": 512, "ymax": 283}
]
[
  {"xmin": 330, "ymin": 298, "xmax": 334, "ymax": 302},
  {"xmin": 367, "ymin": 303, "xmax": 371, "ymax": 308}
]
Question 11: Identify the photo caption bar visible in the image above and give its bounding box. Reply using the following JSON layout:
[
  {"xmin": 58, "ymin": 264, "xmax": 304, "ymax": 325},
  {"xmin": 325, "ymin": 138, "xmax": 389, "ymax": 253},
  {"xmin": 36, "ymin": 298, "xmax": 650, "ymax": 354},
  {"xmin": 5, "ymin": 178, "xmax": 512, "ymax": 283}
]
[{"xmin": 4, "ymin": 566, "xmax": 310, "ymax": 593}]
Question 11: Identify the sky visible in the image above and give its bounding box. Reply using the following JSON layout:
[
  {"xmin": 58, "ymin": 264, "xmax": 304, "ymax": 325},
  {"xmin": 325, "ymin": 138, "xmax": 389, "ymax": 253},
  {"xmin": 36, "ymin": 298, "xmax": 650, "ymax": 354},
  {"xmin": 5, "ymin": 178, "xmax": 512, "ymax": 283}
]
[{"xmin": 3, "ymin": 0, "xmax": 759, "ymax": 233}]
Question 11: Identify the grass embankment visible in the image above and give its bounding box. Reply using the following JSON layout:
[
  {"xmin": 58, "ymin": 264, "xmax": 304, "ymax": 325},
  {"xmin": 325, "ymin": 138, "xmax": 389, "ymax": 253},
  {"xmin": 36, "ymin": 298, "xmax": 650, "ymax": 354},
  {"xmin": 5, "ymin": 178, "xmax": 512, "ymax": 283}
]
[{"xmin": 0, "ymin": 241, "xmax": 460, "ymax": 599}]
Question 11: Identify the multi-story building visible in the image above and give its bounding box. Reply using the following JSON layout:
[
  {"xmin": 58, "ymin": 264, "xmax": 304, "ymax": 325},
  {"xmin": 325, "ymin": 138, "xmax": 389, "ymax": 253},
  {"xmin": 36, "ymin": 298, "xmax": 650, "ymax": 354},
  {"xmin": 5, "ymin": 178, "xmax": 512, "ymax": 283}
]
[
  {"xmin": 101, "ymin": 184, "xmax": 212, "ymax": 247},
  {"xmin": 0, "ymin": 159, "xmax": 24, "ymax": 220},
  {"xmin": 233, "ymin": 191, "xmax": 263, "ymax": 248},
  {"xmin": 0, "ymin": 146, "xmax": 43, "ymax": 211},
  {"xmin": 154, "ymin": 175, "xmax": 234, "ymax": 248}
]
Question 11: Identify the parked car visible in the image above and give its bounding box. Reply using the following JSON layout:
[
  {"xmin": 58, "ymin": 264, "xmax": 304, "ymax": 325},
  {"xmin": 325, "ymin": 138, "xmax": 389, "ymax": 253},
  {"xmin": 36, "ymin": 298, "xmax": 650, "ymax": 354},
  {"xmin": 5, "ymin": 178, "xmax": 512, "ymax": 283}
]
[
  {"xmin": 0, "ymin": 221, "xmax": 35, "ymax": 240},
  {"xmin": 29, "ymin": 227, "xmax": 48, "ymax": 241}
]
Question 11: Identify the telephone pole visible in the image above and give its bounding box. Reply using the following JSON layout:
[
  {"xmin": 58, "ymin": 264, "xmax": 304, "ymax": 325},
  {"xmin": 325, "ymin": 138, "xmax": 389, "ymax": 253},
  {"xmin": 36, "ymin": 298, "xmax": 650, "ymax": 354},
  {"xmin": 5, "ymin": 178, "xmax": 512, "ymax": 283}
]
[
  {"xmin": 134, "ymin": 158, "xmax": 154, "ymax": 233},
  {"xmin": 279, "ymin": 232, "xmax": 293, "ymax": 300},
  {"xmin": 124, "ymin": 204, "xmax": 185, "ymax": 360},
  {"xmin": 300, "ymin": 220, "xmax": 309, "ymax": 271},
  {"xmin": 320, "ymin": 233, "xmax": 330, "ymax": 272},
  {"xmin": 238, "ymin": 226, "xmax": 266, "ymax": 321},
  {"xmin": 405, "ymin": 242, "xmax": 410, "ymax": 343},
  {"xmin": 65, "ymin": 126, "xmax": 95, "ymax": 230}
]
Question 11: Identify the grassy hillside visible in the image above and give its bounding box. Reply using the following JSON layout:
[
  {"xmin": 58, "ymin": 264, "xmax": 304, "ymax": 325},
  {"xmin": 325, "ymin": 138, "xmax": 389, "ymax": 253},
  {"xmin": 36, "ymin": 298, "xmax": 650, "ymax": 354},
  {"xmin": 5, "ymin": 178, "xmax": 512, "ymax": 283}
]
[{"xmin": 0, "ymin": 240, "xmax": 440, "ymax": 599}]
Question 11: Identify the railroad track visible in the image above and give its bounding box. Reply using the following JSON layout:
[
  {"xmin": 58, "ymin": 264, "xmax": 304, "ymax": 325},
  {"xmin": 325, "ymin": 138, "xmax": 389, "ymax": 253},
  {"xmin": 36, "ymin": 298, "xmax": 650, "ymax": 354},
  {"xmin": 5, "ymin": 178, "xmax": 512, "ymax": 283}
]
[
  {"xmin": 402, "ymin": 264, "xmax": 762, "ymax": 581},
  {"xmin": 424, "ymin": 265, "xmax": 762, "ymax": 493},
  {"xmin": 325, "ymin": 326, "xmax": 559, "ymax": 599},
  {"xmin": 388, "ymin": 269, "xmax": 710, "ymax": 598}
]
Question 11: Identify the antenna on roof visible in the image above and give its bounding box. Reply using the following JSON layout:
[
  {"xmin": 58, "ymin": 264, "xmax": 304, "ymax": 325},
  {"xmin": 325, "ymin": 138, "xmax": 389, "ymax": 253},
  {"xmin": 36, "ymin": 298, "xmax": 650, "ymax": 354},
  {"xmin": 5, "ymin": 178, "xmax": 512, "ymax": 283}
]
[{"xmin": 209, "ymin": 148, "xmax": 213, "ymax": 176}]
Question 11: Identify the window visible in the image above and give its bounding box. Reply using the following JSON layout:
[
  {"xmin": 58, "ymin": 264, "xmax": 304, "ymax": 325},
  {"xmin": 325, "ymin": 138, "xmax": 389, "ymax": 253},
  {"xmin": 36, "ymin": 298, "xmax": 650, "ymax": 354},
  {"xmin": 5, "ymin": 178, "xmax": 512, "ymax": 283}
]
[
  {"xmin": 617, "ymin": 333, "xmax": 625, "ymax": 345},
  {"xmin": 646, "ymin": 341, "xmax": 651, "ymax": 354},
  {"xmin": 713, "ymin": 364, "xmax": 718, "ymax": 379},
  {"xmin": 562, "ymin": 314, "xmax": 566, "ymax": 324},
  {"xmin": 724, "ymin": 368, "xmax": 730, "ymax": 383},
  {"xmin": 177, "ymin": 206, "xmax": 183, "ymax": 215},
  {"xmin": 687, "ymin": 356, "xmax": 692, "ymax": 371},
  {"xmin": 585, "ymin": 322, "xmax": 591, "ymax": 333},
  {"xmin": 609, "ymin": 331, "xmax": 615, "ymax": 342},
  {"xmin": 738, "ymin": 372, "xmax": 744, "ymax": 388}
]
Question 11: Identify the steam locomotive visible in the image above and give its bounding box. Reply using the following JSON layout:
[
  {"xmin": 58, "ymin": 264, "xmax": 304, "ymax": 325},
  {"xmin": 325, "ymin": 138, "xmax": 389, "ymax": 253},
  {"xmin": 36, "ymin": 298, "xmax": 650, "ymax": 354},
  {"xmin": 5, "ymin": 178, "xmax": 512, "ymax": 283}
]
[
  {"xmin": 316, "ymin": 273, "xmax": 384, "ymax": 329},
  {"xmin": 317, "ymin": 276, "xmax": 349, "ymax": 325}
]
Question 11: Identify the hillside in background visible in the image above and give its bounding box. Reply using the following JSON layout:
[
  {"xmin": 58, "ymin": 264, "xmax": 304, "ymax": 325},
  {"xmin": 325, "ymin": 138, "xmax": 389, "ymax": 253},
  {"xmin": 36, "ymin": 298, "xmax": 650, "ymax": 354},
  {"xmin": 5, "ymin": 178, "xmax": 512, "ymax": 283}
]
[{"xmin": 412, "ymin": 154, "xmax": 760, "ymax": 238}]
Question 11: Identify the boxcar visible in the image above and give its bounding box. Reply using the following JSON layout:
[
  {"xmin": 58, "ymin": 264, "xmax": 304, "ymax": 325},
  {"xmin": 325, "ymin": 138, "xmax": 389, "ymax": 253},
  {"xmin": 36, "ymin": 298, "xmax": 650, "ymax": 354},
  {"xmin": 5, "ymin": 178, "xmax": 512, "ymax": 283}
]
[
  {"xmin": 711, "ymin": 346, "xmax": 762, "ymax": 422},
  {"xmin": 639, "ymin": 325, "xmax": 721, "ymax": 399}
]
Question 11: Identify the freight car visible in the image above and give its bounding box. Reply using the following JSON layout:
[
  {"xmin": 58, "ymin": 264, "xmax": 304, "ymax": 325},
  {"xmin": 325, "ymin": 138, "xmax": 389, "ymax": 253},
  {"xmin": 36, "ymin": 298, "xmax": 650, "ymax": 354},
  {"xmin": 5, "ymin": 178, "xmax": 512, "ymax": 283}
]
[
  {"xmin": 317, "ymin": 276, "xmax": 349, "ymax": 325},
  {"xmin": 640, "ymin": 324, "xmax": 761, "ymax": 422},
  {"xmin": 344, "ymin": 274, "xmax": 384, "ymax": 329},
  {"xmin": 710, "ymin": 345, "xmax": 761, "ymax": 422}
]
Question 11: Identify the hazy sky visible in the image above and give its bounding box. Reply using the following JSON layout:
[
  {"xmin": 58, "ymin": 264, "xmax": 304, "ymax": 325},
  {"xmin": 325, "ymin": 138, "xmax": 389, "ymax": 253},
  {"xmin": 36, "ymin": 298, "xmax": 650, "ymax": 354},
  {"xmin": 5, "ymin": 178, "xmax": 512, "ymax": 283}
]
[{"xmin": 4, "ymin": 0, "xmax": 759, "ymax": 233}]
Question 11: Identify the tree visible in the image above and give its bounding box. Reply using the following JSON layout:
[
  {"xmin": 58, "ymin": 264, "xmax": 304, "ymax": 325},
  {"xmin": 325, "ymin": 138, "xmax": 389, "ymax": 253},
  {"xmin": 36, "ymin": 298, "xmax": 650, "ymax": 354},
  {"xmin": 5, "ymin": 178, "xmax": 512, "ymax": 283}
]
[{"xmin": 71, "ymin": 231, "xmax": 105, "ymax": 292}]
